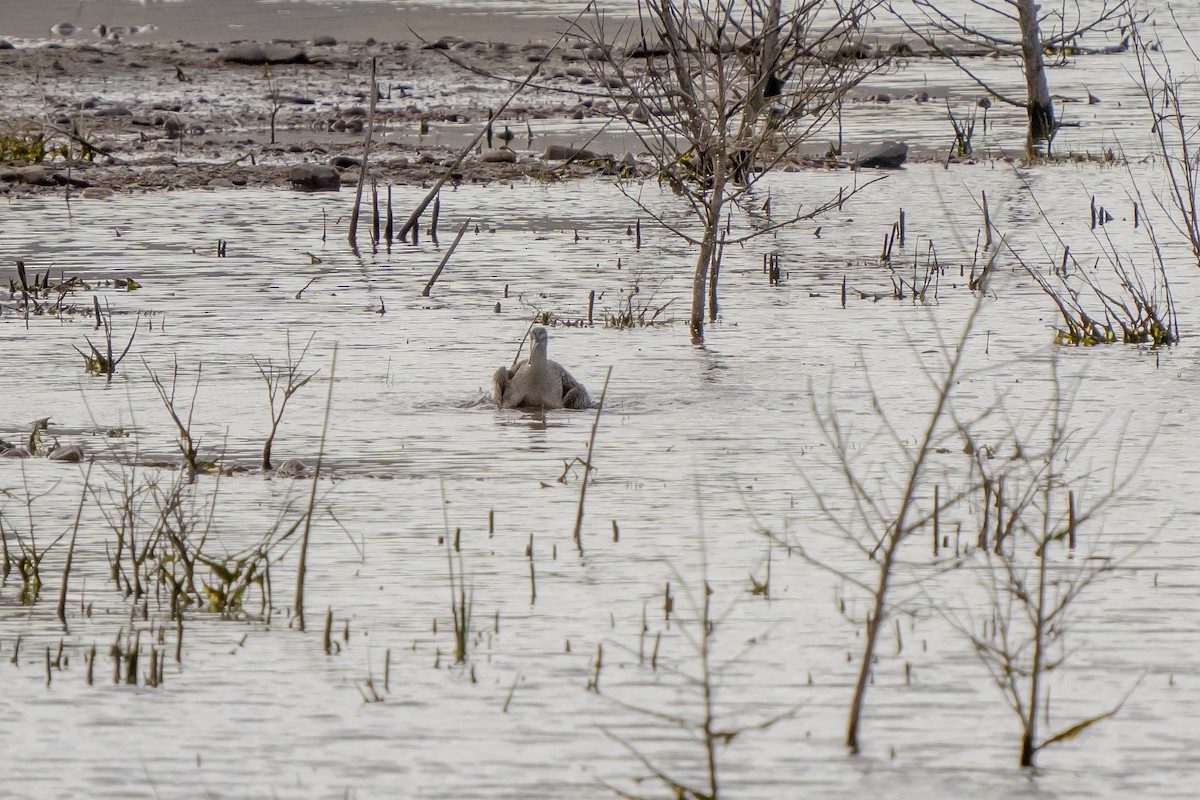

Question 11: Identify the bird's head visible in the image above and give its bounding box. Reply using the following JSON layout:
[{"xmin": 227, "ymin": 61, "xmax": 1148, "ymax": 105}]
[{"xmin": 530, "ymin": 326, "xmax": 550, "ymax": 360}]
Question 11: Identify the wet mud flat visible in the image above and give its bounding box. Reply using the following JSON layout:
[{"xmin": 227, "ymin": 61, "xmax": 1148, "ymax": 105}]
[
  {"xmin": 0, "ymin": 35, "xmax": 654, "ymax": 194},
  {"xmin": 0, "ymin": 20, "xmax": 1148, "ymax": 199}
]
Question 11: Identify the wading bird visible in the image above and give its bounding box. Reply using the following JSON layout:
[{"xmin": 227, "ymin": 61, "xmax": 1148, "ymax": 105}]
[{"xmin": 493, "ymin": 326, "xmax": 591, "ymax": 411}]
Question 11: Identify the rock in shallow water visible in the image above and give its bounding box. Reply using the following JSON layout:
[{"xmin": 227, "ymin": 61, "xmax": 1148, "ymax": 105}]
[
  {"xmin": 47, "ymin": 445, "xmax": 84, "ymax": 462},
  {"xmin": 856, "ymin": 140, "xmax": 909, "ymax": 170},
  {"xmin": 275, "ymin": 459, "xmax": 308, "ymax": 478},
  {"xmin": 288, "ymin": 163, "xmax": 340, "ymax": 192}
]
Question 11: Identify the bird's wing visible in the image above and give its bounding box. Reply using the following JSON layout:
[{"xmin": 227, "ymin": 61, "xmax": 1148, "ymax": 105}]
[
  {"xmin": 492, "ymin": 366, "xmax": 515, "ymax": 408},
  {"xmin": 557, "ymin": 364, "xmax": 592, "ymax": 409}
]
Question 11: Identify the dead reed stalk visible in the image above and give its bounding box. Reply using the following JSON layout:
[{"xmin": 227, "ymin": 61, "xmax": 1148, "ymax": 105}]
[
  {"xmin": 572, "ymin": 367, "xmax": 613, "ymax": 556},
  {"xmin": 348, "ymin": 58, "xmax": 378, "ymax": 250},
  {"xmin": 421, "ymin": 217, "xmax": 472, "ymax": 297},
  {"xmin": 295, "ymin": 344, "xmax": 338, "ymax": 632}
]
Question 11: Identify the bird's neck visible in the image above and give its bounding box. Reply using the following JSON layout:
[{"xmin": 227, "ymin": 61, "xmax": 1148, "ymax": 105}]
[{"xmin": 529, "ymin": 344, "xmax": 548, "ymax": 366}]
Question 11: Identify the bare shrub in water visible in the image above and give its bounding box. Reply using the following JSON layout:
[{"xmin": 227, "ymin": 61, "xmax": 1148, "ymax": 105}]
[
  {"xmin": 1132, "ymin": 12, "xmax": 1200, "ymax": 267},
  {"xmin": 1010, "ymin": 231, "xmax": 1177, "ymax": 346},
  {"xmin": 0, "ymin": 465, "xmax": 81, "ymax": 606},
  {"xmin": 144, "ymin": 357, "xmax": 217, "ymax": 478},
  {"xmin": 947, "ymin": 358, "xmax": 1149, "ymax": 767},
  {"xmin": 762, "ymin": 290, "xmax": 994, "ymax": 753},
  {"xmin": 75, "ymin": 297, "xmax": 139, "ymax": 382},
  {"xmin": 996, "ymin": 172, "xmax": 1178, "ymax": 346},
  {"xmin": 572, "ymin": 0, "xmax": 885, "ymax": 342},
  {"xmin": 595, "ymin": 526, "xmax": 797, "ymax": 800},
  {"xmin": 91, "ymin": 456, "xmax": 305, "ymax": 619},
  {"xmin": 893, "ymin": 0, "xmax": 1133, "ymax": 155},
  {"xmin": 255, "ymin": 332, "xmax": 318, "ymax": 471}
]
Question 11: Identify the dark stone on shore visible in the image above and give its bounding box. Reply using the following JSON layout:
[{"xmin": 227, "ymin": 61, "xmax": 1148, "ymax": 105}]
[
  {"xmin": 857, "ymin": 141, "xmax": 909, "ymax": 170},
  {"xmin": 220, "ymin": 43, "xmax": 268, "ymax": 64},
  {"xmin": 92, "ymin": 105, "xmax": 132, "ymax": 117},
  {"xmin": 424, "ymin": 36, "xmax": 459, "ymax": 50},
  {"xmin": 288, "ymin": 163, "xmax": 340, "ymax": 192},
  {"xmin": 0, "ymin": 40, "xmax": 14, "ymax": 50},
  {"xmin": 0, "ymin": 166, "xmax": 56, "ymax": 186},
  {"xmin": 480, "ymin": 148, "xmax": 517, "ymax": 163},
  {"xmin": 52, "ymin": 173, "xmax": 90, "ymax": 188},
  {"xmin": 543, "ymin": 145, "xmax": 599, "ymax": 162},
  {"xmin": 220, "ymin": 42, "xmax": 309, "ymax": 65},
  {"xmin": 625, "ymin": 44, "xmax": 671, "ymax": 58},
  {"xmin": 47, "ymin": 444, "xmax": 84, "ymax": 462},
  {"xmin": 329, "ymin": 155, "xmax": 361, "ymax": 169},
  {"xmin": 311, "ymin": 35, "xmax": 337, "ymax": 47}
]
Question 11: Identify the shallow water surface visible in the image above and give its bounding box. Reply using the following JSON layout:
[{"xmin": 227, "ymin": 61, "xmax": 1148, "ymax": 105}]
[{"xmin": 1, "ymin": 159, "xmax": 1199, "ymax": 799}]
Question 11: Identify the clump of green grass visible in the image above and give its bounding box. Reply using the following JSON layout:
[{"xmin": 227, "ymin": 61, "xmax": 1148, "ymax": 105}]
[{"xmin": 0, "ymin": 133, "xmax": 46, "ymax": 163}]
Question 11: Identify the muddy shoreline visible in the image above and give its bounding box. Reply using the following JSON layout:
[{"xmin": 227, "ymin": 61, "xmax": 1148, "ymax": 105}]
[
  {"xmin": 0, "ymin": 35, "xmax": 651, "ymax": 196},
  {"xmin": 0, "ymin": 26, "xmax": 977, "ymax": 198}
]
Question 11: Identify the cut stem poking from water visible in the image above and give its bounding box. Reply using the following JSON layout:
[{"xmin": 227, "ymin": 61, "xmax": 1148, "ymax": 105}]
[{"xmin": 439, "ymin": 480, "xmax": 473, "ymax": 665}]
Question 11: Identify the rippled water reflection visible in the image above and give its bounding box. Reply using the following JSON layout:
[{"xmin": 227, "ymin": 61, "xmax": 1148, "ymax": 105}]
[{"xmin": 1, "ymin": 160, "xmax": 1199, "ymax": 799}]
